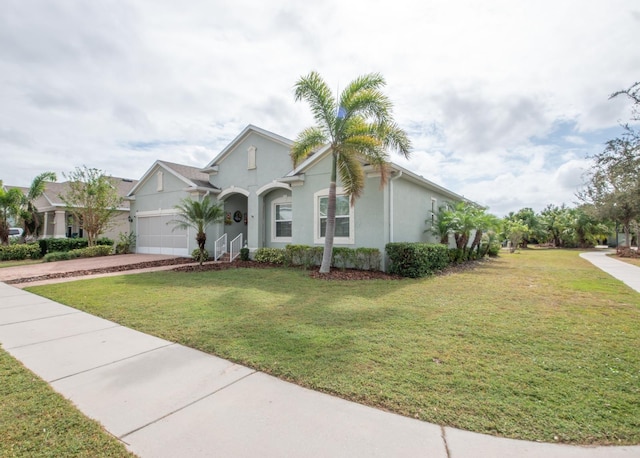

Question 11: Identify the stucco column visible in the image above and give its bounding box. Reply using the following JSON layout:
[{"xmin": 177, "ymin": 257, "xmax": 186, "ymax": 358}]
[
  {"xmin": 247, "ymin": 191, "xmax": 259, "ymax": 250},
  {"xmin": 53, "ymin": 210, "xmax": 67, "ymax": 238},
  {"xmin": 42, "ymin": 212, "xmax": 49, "ymax": 238}
]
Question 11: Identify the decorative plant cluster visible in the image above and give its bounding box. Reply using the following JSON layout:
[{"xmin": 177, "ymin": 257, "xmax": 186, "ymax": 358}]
[
  {"xmin": 0, "ymin": 243, "xmax": 41, "ymax": 261},
  {"xmin": 115, "ymin": 232, "xmax": 136, "ymax": 254},
  {"xmin": 254, "ymin": 245, "xmax": 382, "ymax": 271},
  {"xmin": 386, "ymin": 243, "xmax": 450, "ymax": 278},
  {"xmin": 191, "ymin": 248, "xmax": 209, "ymax": 263},
  {"xmin": 38, "ymin": 237, "xmax": 113, "ymax": 257},
  {"xmin": 43, "ymin": 245, "xmax": 113, "ymax": 262}
]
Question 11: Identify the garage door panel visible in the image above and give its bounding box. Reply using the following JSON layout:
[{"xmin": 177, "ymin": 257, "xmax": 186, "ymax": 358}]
[{"xmin": 136, "ymin": 214, "xmax": 189, "ymax": 257}]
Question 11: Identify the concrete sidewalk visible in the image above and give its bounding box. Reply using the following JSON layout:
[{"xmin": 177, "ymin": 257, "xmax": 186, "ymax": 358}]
[
  {"xmin": 580, "ymin": 251, "xmax": 640, "ymax": 293},
  {"xmin": 1, "ymin": 283, "xmax": 638, "ymax": 457}
]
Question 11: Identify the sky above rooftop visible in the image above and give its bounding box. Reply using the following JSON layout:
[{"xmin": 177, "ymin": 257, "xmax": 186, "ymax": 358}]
[{"xmin": 1, "ymin": 0, "xmax": 639, "ymax": 216}]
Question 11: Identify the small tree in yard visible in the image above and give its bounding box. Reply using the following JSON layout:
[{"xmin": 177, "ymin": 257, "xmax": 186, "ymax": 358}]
[
  {"xmin": 59, "ymin": 166, "xmax": 123, "ymax": 246},
  {"xmin": 0, "ymin": 181, "xmax": 23, "ymax": 245},
  {"xmin": 18, "ymin": 171, "xmax": 57, "ymax": 239},
  {"xmin": 168, "ymin": 196, "xmax": 224, "ymax": 265},
  {"xmin": 503, "ymin": 220, "xmax": 529, "ymax": 253}
]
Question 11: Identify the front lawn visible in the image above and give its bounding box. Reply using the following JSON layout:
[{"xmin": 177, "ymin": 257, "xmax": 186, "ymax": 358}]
[
  {"xmin": 28, "ymin": 250, "xmax": 640, "ymax": 445},
  {"xmin": 0, "ymin": 347, "xmax": 135, "ymax": 457},
  {"xmin": 0, "ymin": 259, "xmax": 42, "ymax": 268}
]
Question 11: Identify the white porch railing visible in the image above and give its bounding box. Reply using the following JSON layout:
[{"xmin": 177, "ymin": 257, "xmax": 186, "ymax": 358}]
[
  {"xmin": 214, "ymin": 233, "xmax": 227, "ymax": 261},
  {"xmin": 229, "ymin": 233, "xmax": 243, "ymax": 262}
]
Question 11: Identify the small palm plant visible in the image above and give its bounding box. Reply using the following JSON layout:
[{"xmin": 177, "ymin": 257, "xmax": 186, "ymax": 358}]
[
  {"xmin": 168, "ymin": 196, "xmax": 224, "ymax": 265},
  {"xmin": 18, "ymin": 171, "xmax": 57, "ymax": 239}
]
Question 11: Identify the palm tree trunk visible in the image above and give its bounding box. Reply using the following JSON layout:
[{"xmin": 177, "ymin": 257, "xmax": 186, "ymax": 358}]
[{"xmin": 319, "ymin": 154, "xmax": 337, "ymax": 273}]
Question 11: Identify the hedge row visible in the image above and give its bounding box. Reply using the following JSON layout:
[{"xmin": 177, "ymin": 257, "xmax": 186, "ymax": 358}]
[
  {"xmin": 38, "ymin": 237, "xmax": 113, "ymax": 256},
  {"xmin": 0, "ymin": 243, "xmax": 42, "ymax": 261},
  {"xmin": 43, "ymin": 245, "xmax": 113, "ymax": 262},
  {"xmin": 254, "ymin": 245, "xmax": 382, "ymax": 271},
  {"xmin": 386, "ymin": 243, "xmax": 450, "ymax": 278}
]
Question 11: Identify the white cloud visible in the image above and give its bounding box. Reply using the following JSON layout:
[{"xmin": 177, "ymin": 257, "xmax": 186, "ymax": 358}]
[{"xmin": 1, "ymin": 0, "xmax": 639, "ymax": 217}]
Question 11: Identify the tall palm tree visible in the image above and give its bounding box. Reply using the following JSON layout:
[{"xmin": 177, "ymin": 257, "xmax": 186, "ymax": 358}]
[
  {"xmin": 292, "ymin": 71, "xmax": 411, "ymax": 273},
  {"xmin": 0, "ymin": 181, "xmax": 23, "ymax": 245},
  {"xmin": 168, "ymin": 196, "xmax": 224, "ymax": 265},
  {"xmin": 18, "ymin": 171, "xmax": 57, "ymax": 239}
]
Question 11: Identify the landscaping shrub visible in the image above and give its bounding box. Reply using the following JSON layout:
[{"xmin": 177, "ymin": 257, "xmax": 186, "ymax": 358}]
[
  {"xmin": 69, "ymin": 246, "xmax": 112, "ymax": 258},
  {"xmin": 282, "ymin": 245, "xmax": 381, "ymax": 271},
  {"xmin": 332, "ymin": 247, "xmax": 353, "ymax": 270},
  {"xmin": 284, "ymin": 245, "xmax": 322, "ymax": 268},
  {"xmin": 254, "ymin": 248, "xmax": 286, "ymax": 264},
  {"xmin": 386, "ymin": 242, "xmax": 450, "ymax": 278},
  {"xmin": 38, "ymin": 237, "xmax": 114, "ymax": 256},
  {"xmin": 115, "ymin": 232, "xmax": 136, "ymax": 254},
  {"xmin": 0, "ymin": 243, "xmax": 42, "ymax": 261},
  {"xmin": 354, "ymin": 247, "xmax": 382, "ymax": 271},
  {"xmin": 39, "ymin": 238, "xmax": 88, "ymax": 255},
  {"xmin": 96, "ymin": 237, "xmax": 114, "ymax": 247},
  {"xmin": 192, "ymin": 248, "xmax": 209, "ymax": 263},
  {"xmin": 240, "ymin": 247, "xmax": 250, "ymax": 261},
  {"xmin": 44, "ymin": 251, "xmax": 74, "ymax": 262}
]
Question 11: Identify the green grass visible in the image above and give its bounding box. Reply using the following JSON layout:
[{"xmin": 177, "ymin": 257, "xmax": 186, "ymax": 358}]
[
  {"xmin": 0, "ymin": 259, "xmax": 42, "ymax": 268},
  {"xmin": 27, "ymin": 250, "xmax": 640, "ymax": 445},
  {"xmin": 0, "ymin": 347, "xmax": 135, "ymax": 457},
  {"xmin": 613, "ymin": 255, "xmax": 640, "ymax": 268}
]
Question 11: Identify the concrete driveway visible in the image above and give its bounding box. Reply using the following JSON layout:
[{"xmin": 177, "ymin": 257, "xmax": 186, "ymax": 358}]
[{"xmin": 0, "ymin": 254, "xmax": 183, "ymax": 283}]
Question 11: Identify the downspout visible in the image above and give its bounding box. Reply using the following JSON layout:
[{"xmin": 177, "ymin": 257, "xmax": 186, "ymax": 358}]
[{"xmin": 389, "ymin": 171, "xmax": 403, "ymax": 243}]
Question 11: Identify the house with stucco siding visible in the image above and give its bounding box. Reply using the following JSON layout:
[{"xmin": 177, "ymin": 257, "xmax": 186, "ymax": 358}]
[
  {"xmin": 6, "ymin": 178, "xmax": 136, "ymax": 241},
  {"xmin": 127, "ymin": 125, "xmax": 467, "ymax": 268}
]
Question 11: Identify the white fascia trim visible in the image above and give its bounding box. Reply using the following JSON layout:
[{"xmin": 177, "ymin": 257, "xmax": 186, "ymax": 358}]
[
  {"xmin": 285, "ymin": 145, "xmax": 332, "ymax": 177},
  {"xmin": 278, "ymin": 174, "xmax": 305, "ymax": 184},
  {"xmin": 204, "ymin": 125, "xmax": 295, "ymax": 169},
  {"xmin": 128, "ymin": 161, "xmax": 201, "ymax": 197},
  {"xmin": 218, "ymin": 186, "xmax": 250, "ymax": 200},
  {"xmin": 135, "ymin": 208, "xmax": 181, "ymax": 217},
  {"xmin": 257, "ymin": 181, "xmax": 290, "ymax": 196},
  {"xmin": 182, "ymin": 186, "xmax": 221, "ymax": 194},
  {"xmin": 199, "ymin": 166, "xmax": 219, "ymax": 174},
  {"xmin": 389, "ymin": 162, "xmax": 470, "ymax": 203}
]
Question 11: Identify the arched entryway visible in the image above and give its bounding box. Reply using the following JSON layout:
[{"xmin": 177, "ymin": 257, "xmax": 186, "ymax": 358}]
[{"xmin": 222, "ymin": 193, "xmax": 248, "ymax": 246}]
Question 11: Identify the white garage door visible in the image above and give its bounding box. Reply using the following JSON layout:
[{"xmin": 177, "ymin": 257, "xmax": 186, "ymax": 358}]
[{"xmin": 136, "ymin": 214, "xmax": 189, "ymax": 256}]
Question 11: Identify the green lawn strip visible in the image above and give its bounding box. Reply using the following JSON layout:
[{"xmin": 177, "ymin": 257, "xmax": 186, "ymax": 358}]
[
  {"xmin": 611, "ymin": 256, "xmax": 640, "ymax": 268},
  {"xmin": 27, "ymin": 250, "xmax": 640, "ymax": 445},
  {"xmin": 0, "ymin": 259, "xmax": 42, "ymax": 268},
  {"xmin": 0, "ymin": 347, "xmax": 135, "ymax": 458}
]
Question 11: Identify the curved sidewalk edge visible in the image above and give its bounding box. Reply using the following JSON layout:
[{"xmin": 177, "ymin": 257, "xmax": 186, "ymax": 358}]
[
  {"xmin": 580, "ymin": 251, "xmax": 640, "ymax": 293},
  {"xmin": 1, "ymin": 282, "xmax": 640, "ymax": 457}
]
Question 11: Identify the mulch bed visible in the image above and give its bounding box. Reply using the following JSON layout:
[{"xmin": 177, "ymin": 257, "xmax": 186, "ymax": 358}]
[
  {"xmin": 7, "ymin": 256, "xmax": 493, "ymax": 284},
  {"xmin": 172, "ymin": 258, "xmax": 492, "ymax": 280}
]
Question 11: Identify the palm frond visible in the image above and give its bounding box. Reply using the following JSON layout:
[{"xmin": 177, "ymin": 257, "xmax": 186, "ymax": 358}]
[
  {"xmin": 339, "ymin": 73, "xmax": 386, "ymax": 110},
  {"xmin": 291, "ymin": 127, "xmax": 327, "ymax": 167},
  {"xmin": 342, "ymin": 89, "xmax": 392, "ymax": 124},
  {"xmin": 294, "ymin": 71, "xmax": 336, "ymax": 135},
  {"xmin": 336, "ymin": 150, "xmax": 365, "ymax": 204},
  {"xmin": 28, "ymin": 172, "xmax": 57, "ymax": 200}
]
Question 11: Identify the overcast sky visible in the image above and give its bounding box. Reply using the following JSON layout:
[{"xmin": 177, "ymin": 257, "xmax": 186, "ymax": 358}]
[{"xmin": 1, "ymin": 0, "xmax": 639, "ymax": 216}]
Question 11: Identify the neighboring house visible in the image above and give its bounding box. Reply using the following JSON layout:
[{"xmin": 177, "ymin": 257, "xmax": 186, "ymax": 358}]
[
  {"xmin": 128, "ymin": 125, "xmax": 468, "ymax": 268},
  {"xmin": 7, "ymin": 178, "xmax": 137, "ymax": 240}
]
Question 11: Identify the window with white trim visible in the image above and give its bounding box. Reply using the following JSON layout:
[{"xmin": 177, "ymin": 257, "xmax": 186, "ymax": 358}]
[
  {"xmin": 274, "ymin": 203, "xmax": 292, "ymax": 239},
  {"xmin": 271, "ymin": 195, "xmax": 292, "ymax": 242},
  {"xmin": 314, "ymin": 188, "xmax": 354, "ymax": 244},
  {"xmin": 157, "ymin": 171, "xmax": 164, "ymax": 191}
]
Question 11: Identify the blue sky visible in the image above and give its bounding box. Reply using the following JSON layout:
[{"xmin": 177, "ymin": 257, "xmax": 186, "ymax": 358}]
[{"xmin": 1, "ymin": 0, "xmax": 638, "ymax": 216}]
